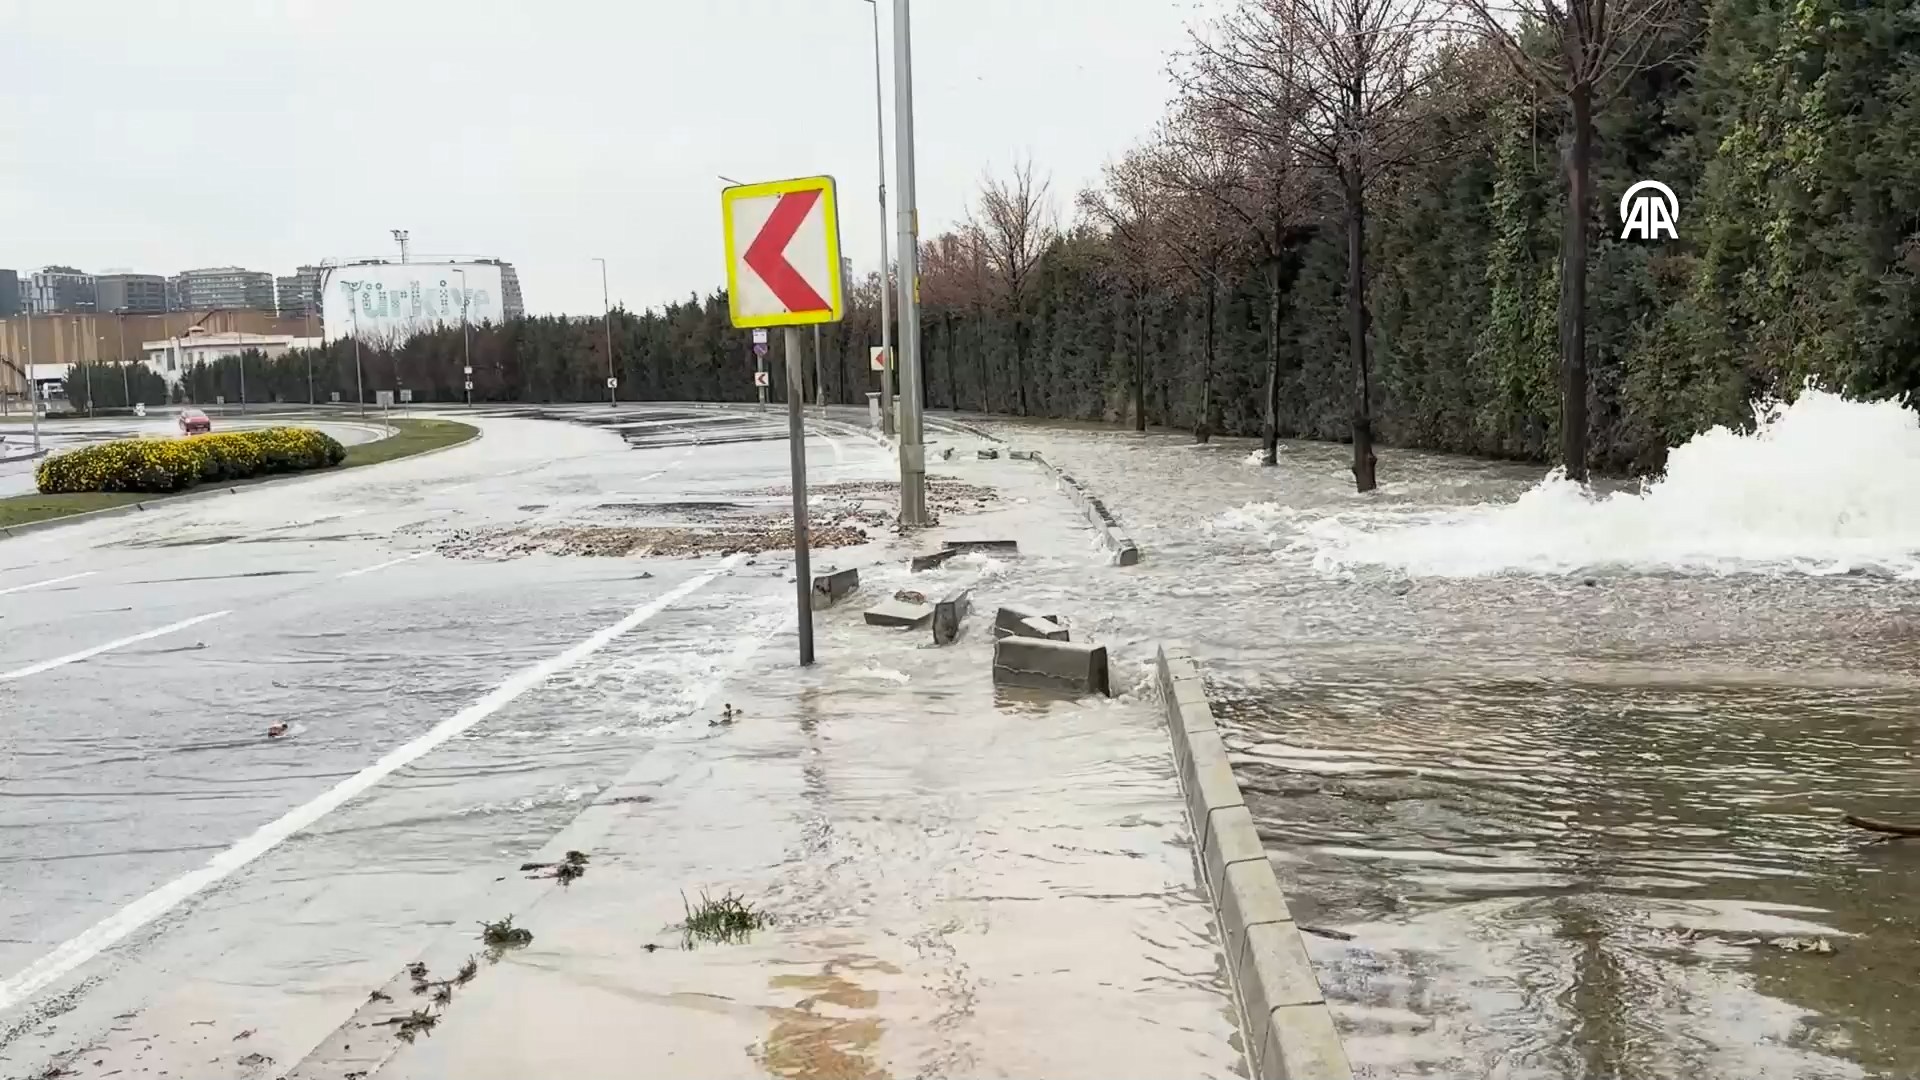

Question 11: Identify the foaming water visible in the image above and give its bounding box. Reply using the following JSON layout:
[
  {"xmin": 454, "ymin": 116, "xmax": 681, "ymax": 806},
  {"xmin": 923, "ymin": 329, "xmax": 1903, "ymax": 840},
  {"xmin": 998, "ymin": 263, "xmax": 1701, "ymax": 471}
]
[{"xmin": 1287, "ymin": 390, "xmax": 1920, "ymax": 577}]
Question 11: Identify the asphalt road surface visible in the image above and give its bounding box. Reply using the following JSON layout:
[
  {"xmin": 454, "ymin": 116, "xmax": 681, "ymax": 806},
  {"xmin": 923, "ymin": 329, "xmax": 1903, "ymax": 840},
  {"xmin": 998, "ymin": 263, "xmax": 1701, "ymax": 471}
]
[{"xmin": 0, "ymin": 404, "xmax": 886, "ymax": 1073}]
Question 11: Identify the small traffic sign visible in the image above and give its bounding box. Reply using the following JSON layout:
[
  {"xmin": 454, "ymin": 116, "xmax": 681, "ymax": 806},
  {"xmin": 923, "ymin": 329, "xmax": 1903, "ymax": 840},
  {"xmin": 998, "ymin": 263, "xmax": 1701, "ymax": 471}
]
[
  {"xmin": 606, "ymin": 377, "xmax": 618, "ymax": 389},
  {"xmin": 723, "ymin": 176, "xmax": 845, "ymax": 328},
  {"xmin": 399, "ymin": 388, "xmax": 414, "ymax": 404},
  {"xmin": 870, "ymin": 346, "xmax": 889, "ymax": 371},
  {"xmin": 754, "ymin": 371, "xmax": 771, "ymax": 387},
  {"xmin": 376, "ymin": 390, "xmax": 394, "ymax": 408},
  {"xmin": 463, "ymin": 380, "xmax": 474, "ymax": 391},
  {"xmin": 752, "ymin": 329, "xmax": 769, "ymax": 345},
  {"xmin": 463, "ymin": 365, "xmax": 473, "ymax": 375},
  {"xmin": 753, "ymin": 342, "xmax": 769, "ymax": 356},
  {"xmin": 331, "ymin": 391, "xmax": 341, "ymax": 403}
]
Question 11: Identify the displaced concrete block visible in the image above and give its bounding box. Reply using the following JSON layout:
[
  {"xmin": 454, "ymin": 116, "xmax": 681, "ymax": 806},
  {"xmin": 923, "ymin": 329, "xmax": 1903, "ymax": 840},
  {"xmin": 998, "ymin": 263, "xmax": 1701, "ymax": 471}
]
[
  {"xmin": 910, "ymin": 548, "xmax": 961, "ymax": 572},
  {"xmin": 977, "ymin": 448, "xmax": 1000, "ymax": 460},
  {"xmin": 992, "ymin": 637, "xmax": 1109, "ymax": 697},
  {"xmin": 1239, "ymin": 924, "xmax": 1330, "ymax": 1078},
  {"xmin": 993, "ymin": 606, "xmax": 1062, "ymax": 639},
  {"xmin": 945, "ymin": 539, "xmax": 1018, "ymax": 553},
  {"xmin": 1114, "ymin": 539, "xmax": 1142, "ymax": 566},
  {"xmin": 1017, "ymin": 616, "xmax": 1069, "ymax": 641},
  {"xmin": 810, "ymin": 567, "xmax": 860, "ymax": 608},
  {"xmin": 1202, "ymin": 804, "xmax": 1268, "ymax": 903},
  {"xmin": 865, "ymin": 599, "xmax": 934, "ymax": 628},
  {"xmin": 1009, "ymin": 449, "xmax": 1037, "ymax": 460},
  {"xmin": 1256, "ymin": 1003, "xmax": 1353, "ymax": 1080},
  {"xmin": 931, "ymin": 588, "xmax": 972, "ymax": 645}
]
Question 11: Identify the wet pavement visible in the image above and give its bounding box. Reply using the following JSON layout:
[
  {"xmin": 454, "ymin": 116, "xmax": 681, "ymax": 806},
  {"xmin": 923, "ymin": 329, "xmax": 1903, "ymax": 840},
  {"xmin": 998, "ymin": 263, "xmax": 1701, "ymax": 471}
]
[
  {"xmin": 10, "ymin": 393, "xmax": 1916, "ymax": 1080},
  {"xmin": 289, "ymin": 463, "xmax": 1235, "ymax": 1080},
  {"xmin": 0, "ymin": 404, "xmax": 1237, "ymax": 1080},
  {"xmin": 969, "ymin": 414, "xmax": 1920, "ymax": 1080}
]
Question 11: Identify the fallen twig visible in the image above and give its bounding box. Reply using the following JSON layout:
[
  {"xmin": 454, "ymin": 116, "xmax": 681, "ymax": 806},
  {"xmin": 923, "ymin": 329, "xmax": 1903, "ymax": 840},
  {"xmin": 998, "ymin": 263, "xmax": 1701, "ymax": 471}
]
[{"xmin": 1843, "ymin": 814, "xmax": 1920, "ymax": 837}]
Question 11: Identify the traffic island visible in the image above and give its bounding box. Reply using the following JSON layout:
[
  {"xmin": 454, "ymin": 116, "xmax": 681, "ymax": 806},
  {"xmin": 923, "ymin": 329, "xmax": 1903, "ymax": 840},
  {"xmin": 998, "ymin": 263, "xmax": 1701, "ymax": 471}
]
[{"xmin": 0, "ymin": 418, "xmax": 480, "ymax": 538}]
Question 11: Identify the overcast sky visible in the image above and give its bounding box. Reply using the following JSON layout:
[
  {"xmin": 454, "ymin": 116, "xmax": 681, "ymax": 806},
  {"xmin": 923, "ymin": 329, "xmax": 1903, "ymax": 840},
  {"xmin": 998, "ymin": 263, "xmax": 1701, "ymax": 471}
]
[{"xmin": 1, "ymin": 0, "xmax": 1205, "ymax": 315}]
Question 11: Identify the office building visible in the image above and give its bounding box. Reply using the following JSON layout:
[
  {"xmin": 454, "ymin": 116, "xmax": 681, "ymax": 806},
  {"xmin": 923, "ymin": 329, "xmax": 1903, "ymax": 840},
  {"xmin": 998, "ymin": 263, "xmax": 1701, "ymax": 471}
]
[
  {"xmin": 482, "ymin": 259, "xmax": 526, "ymax": 319},
  {"xmin": 170, "ymin": 266, "xmax": 275, "ymax": 312},
  {"xmin": 95, "ymin": 272, "xmax": 168, "ymax": 314},
  {"xmin": 276, "ymin": 265, "xmax": 323, "ymax": 319},
  {"xmin": 27, "ymin": 266, "xmax": 96, "ymax": 314},
  {"xmin": 0, "ymin": 270, "xmax": 18, "ymax": 318}
]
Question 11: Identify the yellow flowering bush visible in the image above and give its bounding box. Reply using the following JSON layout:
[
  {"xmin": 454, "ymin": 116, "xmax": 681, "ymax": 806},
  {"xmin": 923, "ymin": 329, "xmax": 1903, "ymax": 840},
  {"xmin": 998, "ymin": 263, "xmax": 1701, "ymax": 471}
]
[{"xmin": 36, "ymin": 427, "xmax": 347, "ymax": 494}]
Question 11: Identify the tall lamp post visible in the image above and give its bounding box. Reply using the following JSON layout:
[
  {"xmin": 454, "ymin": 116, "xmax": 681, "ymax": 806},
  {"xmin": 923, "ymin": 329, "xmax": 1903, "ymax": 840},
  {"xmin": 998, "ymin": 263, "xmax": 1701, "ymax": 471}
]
[
  {"xmin": 593, "ymin": 257, "xmax": 614, "ymax": 406},
  {"xmin": 859, "ymin": 0, "xmax": 896, "ymax": 436},
  {"xmin": 891, "ymin": 0, "xmax": 928, "ymax": 525},
  {"xmin": 455, "ymin": 267, "xmax": 473, "ymax": 408}
]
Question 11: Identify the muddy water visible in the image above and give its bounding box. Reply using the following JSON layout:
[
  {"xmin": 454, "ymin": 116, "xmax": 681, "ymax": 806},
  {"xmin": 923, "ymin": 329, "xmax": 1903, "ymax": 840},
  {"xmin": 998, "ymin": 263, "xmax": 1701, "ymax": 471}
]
[{"xmin": 975, "ymin": 418, "xmax": 1920, "ymax": 1080}]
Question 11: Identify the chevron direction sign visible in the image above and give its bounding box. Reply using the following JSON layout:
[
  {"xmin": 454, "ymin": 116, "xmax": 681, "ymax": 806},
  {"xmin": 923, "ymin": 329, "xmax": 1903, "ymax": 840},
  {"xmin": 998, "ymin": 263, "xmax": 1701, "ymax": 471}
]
[{"xmin": 722, "ymin": 175, "xmax": 846, "ymax": 328}]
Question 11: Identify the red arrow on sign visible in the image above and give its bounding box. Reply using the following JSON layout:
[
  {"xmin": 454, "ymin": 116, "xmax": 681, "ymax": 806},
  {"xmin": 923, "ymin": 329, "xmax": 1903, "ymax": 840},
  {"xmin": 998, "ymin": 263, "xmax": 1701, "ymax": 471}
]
[{"xmin": 743, "ymin": 188, "xmax": 830, "ymax": 313}]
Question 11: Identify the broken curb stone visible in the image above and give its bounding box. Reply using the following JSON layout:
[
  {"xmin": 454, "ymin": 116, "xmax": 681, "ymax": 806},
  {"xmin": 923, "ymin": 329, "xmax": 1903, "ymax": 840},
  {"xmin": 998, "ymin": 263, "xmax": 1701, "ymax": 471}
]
[
  {"xmin": 811, "ymin": 567, "xmax": 860, "ymax": 608},
  {"xmin": 932, "ymin": 588, "xmax": 972, "ymax": 645},
  {"xmin": 977, "ymin": 448, "xmax": 1000, "ymax": 460},
  {"xmin": 911, "ymin": 548, "xmax": 962, "ymax": 572},
  {"xmin": 994, "ymin": 605, "xmax": 1067, "ymax": 640},
  {"xmin": 865, "ymin": 599, "xmax": 935, "ymax": 628},
  {"xmin": 992, "ymin": 637, "xmax": 1110, "ymax": 697}
]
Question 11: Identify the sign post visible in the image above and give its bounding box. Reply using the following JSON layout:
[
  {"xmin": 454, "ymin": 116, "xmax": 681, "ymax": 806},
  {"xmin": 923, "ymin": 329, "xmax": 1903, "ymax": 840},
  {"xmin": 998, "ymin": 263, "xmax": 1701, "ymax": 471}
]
[
  {"xmin": 752, "ymin": 329, "xmax": 769, "ymax": 408},
  {"xmin": 723, "ymin": 174, "xmax": 848, "ymax": 667}
]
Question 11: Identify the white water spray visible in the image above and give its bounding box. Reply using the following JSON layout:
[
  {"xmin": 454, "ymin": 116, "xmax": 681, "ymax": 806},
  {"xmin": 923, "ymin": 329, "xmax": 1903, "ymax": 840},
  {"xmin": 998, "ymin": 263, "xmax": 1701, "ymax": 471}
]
[{"xmin": 1292, "ymin": 389, "xmax": 1920, "ymax": 577}]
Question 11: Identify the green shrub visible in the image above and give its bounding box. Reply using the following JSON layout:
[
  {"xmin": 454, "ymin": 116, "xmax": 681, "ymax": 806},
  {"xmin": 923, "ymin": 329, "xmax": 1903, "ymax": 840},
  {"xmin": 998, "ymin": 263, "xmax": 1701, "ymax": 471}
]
[{"xmin": 35, "ymin": 427, "xmax": 347, "ymax": 495}]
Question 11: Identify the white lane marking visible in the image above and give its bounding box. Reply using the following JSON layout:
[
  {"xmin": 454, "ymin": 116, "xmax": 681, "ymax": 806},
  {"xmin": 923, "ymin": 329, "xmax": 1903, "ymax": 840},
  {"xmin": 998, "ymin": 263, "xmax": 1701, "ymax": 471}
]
[
  {"xmin": 337, "ymin": 551, "xmax": 428, "ymax": 579},
  {"xmin": 0, "ymin": 610, "xmax": 232, "ymax": 683},
  {"xmin": 0, "ymin": 558, "xmax": 740, "ymax": 1013},
  {"xmin": 0, "ymin": 571, "xmax": 97, "ymax": 596}
]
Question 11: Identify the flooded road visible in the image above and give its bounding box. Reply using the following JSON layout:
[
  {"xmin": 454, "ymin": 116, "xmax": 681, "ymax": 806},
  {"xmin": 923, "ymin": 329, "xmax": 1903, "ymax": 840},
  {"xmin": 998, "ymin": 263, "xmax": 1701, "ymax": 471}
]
[
  {"xmin": 0, "ymin": 406, "xmax": 903, "ymax": 1075},
  {"xmin": 975, "ymin": 394, "xmax": 1920, "ymax": 1080}
]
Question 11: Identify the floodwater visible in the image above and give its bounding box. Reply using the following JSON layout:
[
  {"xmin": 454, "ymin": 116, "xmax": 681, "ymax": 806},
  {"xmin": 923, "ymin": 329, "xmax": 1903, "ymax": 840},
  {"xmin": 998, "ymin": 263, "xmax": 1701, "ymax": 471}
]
[{"xmin": 975, "ymin": 390, "xmax": 1920, "ymax": 1080}]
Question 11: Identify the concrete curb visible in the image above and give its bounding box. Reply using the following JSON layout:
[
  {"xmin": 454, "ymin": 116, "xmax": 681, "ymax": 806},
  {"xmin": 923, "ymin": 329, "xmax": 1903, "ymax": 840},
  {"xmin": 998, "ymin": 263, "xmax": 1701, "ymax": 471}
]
[
  {"xmin": 0, "ymin": 424, "xmax": 484, "ymax": 542},
  {"xmin": 1028, "ymin": 452, "xmax": 1142, "ymax": 566},
  {"xmin": 1156, "ymin": 644, "xmax": 1353, "ymax": 1080}
]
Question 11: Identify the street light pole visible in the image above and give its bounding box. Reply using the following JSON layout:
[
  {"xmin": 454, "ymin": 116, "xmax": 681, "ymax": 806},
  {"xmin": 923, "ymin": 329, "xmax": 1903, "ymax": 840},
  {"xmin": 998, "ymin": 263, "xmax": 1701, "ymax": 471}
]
[
  {"xmin": 594, "ymin": 257, "xmax": 614, "ymax": 406},
  {"xmin": 861, "ymin": 0, "xmax": 896, "ymax": 437},
  {"xmin": 117, "ymin": 314, "xmax": 130, "ymax": 406},
  {"xmin": 891, "ymin": 0, "xmax": 928, "ymax": 525},
  {"xmin": 455, "ymin": 267, "xmax": 472, "ymax": 408},
  {"xmin": 352, "ymin": 307, "xmax": 366, "ymax": 420},
  {"xmin": 305, "ymin": 306, "xmax": 315, "ymax": 405},
  {"xmin": 24, "ymin": 309, "xmax": 40, "ymax": 453}
]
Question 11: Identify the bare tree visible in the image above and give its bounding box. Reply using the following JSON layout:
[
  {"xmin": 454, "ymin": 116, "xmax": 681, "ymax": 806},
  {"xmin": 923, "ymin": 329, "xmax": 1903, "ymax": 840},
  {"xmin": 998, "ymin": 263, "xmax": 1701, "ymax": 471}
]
[
  {"xmin": 1159, "ymin": 82, "xmax": 1315, "ymax": 466},
  {"xmin": 1079, "ymin": 146, "xmax": 1168, "ymax": 432},
  {"xmin": 1185, "ymin": 0, "xmax": 1458, "ymax": 491},
  {"xmin": 1458, "ymin": 0, "xmax": 1687, "ymax": 482},
  {"xmin": 1139, "ymin": 127, "xmax": 1248, "ymax": 443},
  {"xmin": 919, "ymin": 229, "xmax": 992, "ymax": 409},
  {"xmin": 969, "ymin": 157, "xmax": 1059, "ymax": 416}
]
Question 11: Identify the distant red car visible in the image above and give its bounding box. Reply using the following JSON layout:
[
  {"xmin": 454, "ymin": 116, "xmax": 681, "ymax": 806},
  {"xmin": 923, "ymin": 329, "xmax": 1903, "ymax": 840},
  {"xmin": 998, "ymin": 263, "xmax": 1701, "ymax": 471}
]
[{"xmin": 178, "ymin": 409, "xmax": 212, "ymax": 435}]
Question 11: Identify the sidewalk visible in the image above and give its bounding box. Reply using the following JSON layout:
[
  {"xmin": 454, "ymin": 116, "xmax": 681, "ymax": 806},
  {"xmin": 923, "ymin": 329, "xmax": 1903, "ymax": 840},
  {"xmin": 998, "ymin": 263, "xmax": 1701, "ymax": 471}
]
[{"xmin": 289, "ymin": 455, "xmax": 1243, "ymax": 1079}]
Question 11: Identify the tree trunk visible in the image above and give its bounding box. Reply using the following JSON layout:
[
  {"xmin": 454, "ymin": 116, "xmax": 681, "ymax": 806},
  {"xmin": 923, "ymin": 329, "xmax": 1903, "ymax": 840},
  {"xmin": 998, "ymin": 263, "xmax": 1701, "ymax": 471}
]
[
  {"xmin": 1197, "ymin": 280, "xmax": 1215, "ymax": 444},
  {"xmin": 1134, "ymin": 289, "xmax": 1147, "ymax": 432},
  {"xmin": 1346, "ymin": 168, "xmax": 1378, "ymax": 493},
  {"xmin": 1013, "ymin": 312, "xmax": 1029, "ymax": 416},
  {"xmin": 1263, "ymin": 258, "xmax": 1281, "ymax": 466},
  {"xmin": 1560, "ymin": 81, "xmax": 1593, "ymax": 483}
]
